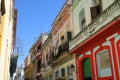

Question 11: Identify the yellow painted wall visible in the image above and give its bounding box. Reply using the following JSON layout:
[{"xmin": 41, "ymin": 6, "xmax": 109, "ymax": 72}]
[
  {"xmin": 24, "ymin": 58, "xmax": 29, "ymax": 79},
  {"xmin": 24, "ymin": 68, "xmax": 29, "ymax": 79},
  {"xmin": 24, "ymin": 55, "xmax": 33, "ymax": 79},
  {"xmin": 0, "ymin": 0, "xmax": 16, "ymax": 79},
  {"xmin": 29, "ymin": 62, "xmax": 33, "ymax": 79},
  {"xmin": 0, "ymin": 14, "xmax": 5, "ymax": 55},
  {"xmin": 4, "ymin": 43, "xmax": 8, "ymax": 80}
]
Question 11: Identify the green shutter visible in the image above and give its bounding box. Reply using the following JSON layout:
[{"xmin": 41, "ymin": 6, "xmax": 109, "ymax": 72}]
[
  {"xmin": 67, "ymin": 32, "xmax": 72, "ymax": 41},
  {"xmin": 82, "ymin": 58, "xmax": 92, "ymax": 79}
]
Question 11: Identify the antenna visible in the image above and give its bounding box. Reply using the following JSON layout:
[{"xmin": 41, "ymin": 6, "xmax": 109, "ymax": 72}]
[{"xmin": 40, "ymin": 24, "xmax": 44, "ymax": 33}]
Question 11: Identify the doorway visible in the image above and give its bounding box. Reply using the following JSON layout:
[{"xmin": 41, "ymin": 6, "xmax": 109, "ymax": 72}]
[{"xmin": 82, "ymin": 58, "xmax": 92, "ymax": 80}]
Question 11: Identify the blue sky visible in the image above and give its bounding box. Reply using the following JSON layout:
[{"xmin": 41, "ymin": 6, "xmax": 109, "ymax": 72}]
[{"xmin": 15, "ymin": 0, "xmax": 66, "ymax": 67}]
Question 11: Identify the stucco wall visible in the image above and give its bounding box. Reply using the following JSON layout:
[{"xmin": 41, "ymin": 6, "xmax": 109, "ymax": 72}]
[
  {"xmin": 0, "ymin": 0, "xmax": 15, "ymax": 79},
  {"xmin": 72, "ymin": 0, "xmax": 92, "ymax": 37}
]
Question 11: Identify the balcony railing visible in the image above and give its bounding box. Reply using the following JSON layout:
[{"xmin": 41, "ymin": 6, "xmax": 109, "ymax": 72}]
[
  {"xmin": 69, "ymin": 0, "xmax": 120, "ymax": 50},
  {"xmin": 41, "ymin": 63, "xmax": 47, "ymax": 67},
  {"xmin": 56, "ymin": 41, "xmax": 69, "ymax": 59},
  {"xmin": 41, "ymin": 66, "xmax": 52, "ymax": 76},
  {"xmin": 10, "ymin": 55, "xmax": 18, "ymax": 77},
  {"xmin": 48, "ymin": 52, "xmax": 56, "ymax": 65},
  {"xmin": 47, "ymin": 42, "xmax": 69, "ymax": 66}
]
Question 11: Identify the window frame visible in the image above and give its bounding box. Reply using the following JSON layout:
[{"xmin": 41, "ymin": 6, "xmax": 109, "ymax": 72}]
[
  {"xmin": 79, "ymin": 9, "xmax": 86, "ymax": 31},
  {"xmin": 94, "ymin": 46, "xmax": 114, "ymax": 80},
  {"xmin": 61, "ymin": 68, "xmax": 65, "ymax": 77},
  {"xmin": 96, "ymin": 49, "xmax": 112, "ymax": 77}
]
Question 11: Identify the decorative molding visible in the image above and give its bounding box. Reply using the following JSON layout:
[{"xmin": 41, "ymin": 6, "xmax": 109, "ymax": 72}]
[{"xmin": 69, "ymin": 0, "xmax": 120, "ymax": 50}]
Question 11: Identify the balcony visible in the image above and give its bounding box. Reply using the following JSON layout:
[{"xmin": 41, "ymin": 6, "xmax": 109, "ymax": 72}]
[
  {"xmin": 46, "ymin": 42, "xmax": 69, "ymax": 67},
  {"xmin": 56, "ymin": 41, "xmax": 69, "ymax": 59},
  {"xmin": 48, "ymin": 52, "xmax": 56, "ymax": 65},
  {"xmin": 10, "ymin": 54, "xmax": 18, "ymax": 77},
  {"xmin": 41, "ymin": 66, "xmax": 52, "ymax": 76},
  {"xmin": 41, "ymin": 63, "xmax": 48, "ymax": 68},
  {"xmin": 69, "ymin": 0, "xmax": 120, "ymax": 50}
]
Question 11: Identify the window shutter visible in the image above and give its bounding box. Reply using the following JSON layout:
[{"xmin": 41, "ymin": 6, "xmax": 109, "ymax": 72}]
[
  {"xmin": 90, "ymin": 5, "xmax": 100, "ymax": 20},
  {"xmin": 1, "ymin": 0, "xmax": 5, "ymax": 15},
  {"xmin": 79, "ymin": 9, "xmax": 86, "ymax": 30},
  {"xmin": 67, "ymin": 32, "xmax": 72, "ymax": 41}
]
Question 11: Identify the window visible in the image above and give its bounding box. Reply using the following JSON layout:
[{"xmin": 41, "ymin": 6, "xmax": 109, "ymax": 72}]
[
  {"xmin": 96, "ymin": 49, "xmax": 112, "ymax": 77},
  {"xmin": 67, "ymin": 67, "xmax": 70, "ymax": 75},
  {"xmin": 90, "ymin": 0, "xmax": 102, "ymax": 20},
  {"xmin": 82, "ymin": 58, "xmax": 92, "ymax": 80},
  {"xmin": 37, "ymin": 60, "xmax": 41, "ymax": 67},
  {"xmin": 1, "ymin": 0, "xmax": 6, "ymax": 15},
  {"xmin": 55, "ymin": 71, "xmax": 59, "ymax": 78},
  {"xmin": 61, "ymin": 35, "xmax": 66, "ymax": 44},
  {"xmin": 79, "ymin": 9, "xmax": 86, "ymax": 31},
  {"xmin": 61, "ymin": 35, "xmax": 64, "ymax": 40},
  {"xmin": 46, "ymin": 55, "xmax": 48, "ymax": 61},
  {"xmin": 46, "ymin": 77, "xmax": 48, "ymax": 80},
  {"xmin": 67, "ymin": 66, "xmax": 72, "ymax": 75},
  {"xmin": 90, "ymin": 5, "xmax": 100, "ymax": 20},
  {"xmin": 49, "ymin": 75, "xmax": 52, "ymax": 80},
  {"xmin": 67, "ymin": 32, "xmax": 72, "ymax": 41},
  {"xmin": 61, "ymin": 68, "xmax": 65, "ymax": 77}
]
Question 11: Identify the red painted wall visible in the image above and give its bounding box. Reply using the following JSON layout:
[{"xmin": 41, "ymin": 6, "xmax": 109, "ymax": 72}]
[{"xmin": 72, "ymin": 17, "xmax": 120, "ymax": 80}]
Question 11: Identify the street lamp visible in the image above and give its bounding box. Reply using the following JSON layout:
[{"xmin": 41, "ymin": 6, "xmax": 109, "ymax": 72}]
[{"xmin": 70, "ymin": 64, "xmax": 75, "ymax": 72}]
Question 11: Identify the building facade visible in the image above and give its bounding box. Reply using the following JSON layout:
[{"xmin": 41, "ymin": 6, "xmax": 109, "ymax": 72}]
[
  {"xmin": 30, "ymin": 43, "xmax": 37, "ymax": 80},
  {"xmin": 10, "ymin": 8, "xmax": 18, "ymax": 79},
  {"xmin": 47, "ymin": 0, "xmax": 76, "ymax": 80},
  {"xmin": 24, "ymin": 54, "xmax": 34, "ymax": 80},
  {"xmin": 41, "ymin": 33, "xmax": 53, "ymax": 80},
  {"xmin": 24, "ymin": 0, "xmax": 120, "ymax": 80},
  {"xmin": 24, "ymin": 56, "xmax": 29, "ymax": 80},
  {"xmin": 36, "ymin": 33, "xmax": 48, "ymax": 80},
  {"xmin": 0, "ymin": 0, "xmax": 17, "ymax": 79},
  {"xmin": 69, "ymin": 0, "xmax": 120, "ymax": 80},
  {"xmin": 24, "ymin": 33, "xmax": 48, "ymax": 80}
]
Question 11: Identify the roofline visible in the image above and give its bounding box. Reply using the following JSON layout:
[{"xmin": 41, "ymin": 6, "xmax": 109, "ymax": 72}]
[
  {"xmin": 51, "ymin": 0, "xmax": 72, "ymax": 32},
  {"xmin": 51, "ymin": 1, "xmax": 66, "ymax": 30},
  {"xmin": 24, "ymin": 55, "xmax": 29, "ymax": 62}
]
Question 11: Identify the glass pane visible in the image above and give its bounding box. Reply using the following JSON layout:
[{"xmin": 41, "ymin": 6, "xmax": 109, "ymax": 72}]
[{"xmin": 96, "ymin": 49, "xmax": 112, "ymax": 77}]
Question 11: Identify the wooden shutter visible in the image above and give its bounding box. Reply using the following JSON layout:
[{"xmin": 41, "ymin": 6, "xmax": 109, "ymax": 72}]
[
  {"xmin": 67, "ymin": 32, "xmax": 72, "ymax": 41},
  {"xmin": 82, "ymin": 58, "xmax": 92, "ymax": 80},
  {"xmin": 90, "ymin": 5, "xmax": 100, "ymax": 20},
  {"xmin": 1, "ymin": 0, "xmax": 5, "ymax": 15}
]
